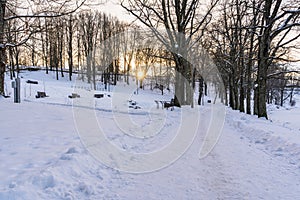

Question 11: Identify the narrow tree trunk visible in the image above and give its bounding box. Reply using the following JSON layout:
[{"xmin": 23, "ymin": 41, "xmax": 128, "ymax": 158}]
[
  {"xmin": 246, "ymin": 51, "xmax": 254, "ymax": 114},
  {"xmin": 280, "ymin": 89, "xmax": 284, "ymax": 106},
  {"xmin": 68, "ymin": 15, "xmax": 73, "ymax": 81},
  {"xmin": 86, "ymin": 48, "xmax": 92, "ymax": 83},
  {"xmin": 239, "ymin": 55, "xmax": 245, "ymax": 112},
  {"xmin": 59, "ymin": 30, "xmax": 64, "ymax": 78},
  {"xmin": 92, "ymin": 50, "xmax": 96, "ymax": 90},
  {"xmin": 290, "ymin": 87, "xmax": 294, "ymax": 104},
  {"xmin": 225, "ymin": 85, "xmax": 228, "ymax": 106},
  {"xmin": 234, "ymin": 80, "xmax": 239, "ymax": 110},
  {"xmin": 31, "ymin": 43, "xmax": 35, "ymax": 67},
  {"xmin": 198, "ymin": 76, "xmax": 204, "ymax": 105},
  {"xmin": 45, "ymin": 19, "xmax": 49, "ymax": 74},
  {"xmin": 9, "ymin": 47, "xmax": 15, "ymax": 79},
  {"xmin": 229, "ymin": 76, "xmax": 235, "ymax": 109},
  {"xmin": 254, "ymin": 85, "xmax": 259, "ymax": 115},
  {"xmin": 114, "ymin": 59, "xmax": 118, "ymax": 85},
  {"xmin": 0, "ymin": 1, "xmax": 6, "ymax": 95},
  {"xmin": 15, "ymin": 47, "xmax": 20, "ymax": 75}
]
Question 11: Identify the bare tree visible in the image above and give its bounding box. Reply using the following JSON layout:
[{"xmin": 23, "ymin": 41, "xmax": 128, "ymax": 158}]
[
  {"xmin": 207, "ymin": 0, "xmax": 299, "ymax": 118},
  {"xmin": 207, "ymin": 0, "xmax": 250, "ymax": 111},
  {"xmin": 120, "ymin": 26, "xmax": 138, "ymax": 85},
  {"xmin": 121, "ymin": 0, "xmax": 219, "ymax": 106},
  {"xmin": 0, "ymin": 0, "xmax": 87, "ymax": 95},
  {"xmin": 255, "ymin": 0, "xmax": 300, "ymax": 119}
]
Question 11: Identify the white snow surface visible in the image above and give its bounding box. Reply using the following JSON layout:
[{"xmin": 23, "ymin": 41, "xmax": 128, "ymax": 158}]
[{"xmin": 1, "ymin": 71, "xmax": 300, "ymax": 199}]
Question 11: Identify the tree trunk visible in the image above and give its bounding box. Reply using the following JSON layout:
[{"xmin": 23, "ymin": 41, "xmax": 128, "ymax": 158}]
[
  {"xmin": 290, "ymin": 87, "xmax": 294, "ymax": 104},
  {"xmin": 256, "ymin": 0, "xmax": 273, "ymax": 119},
  {"xmin": 68, "ymin": 15, "xmax": 73, "ymax": 81},
  {"xmin": 173, "ymin": 55, "xmax": 191, "ymax": 107},
  {"xmin": 229, "ymin": 76, "xmax": 235, "ymax": 109},
  {"xmin": 45, "ymin": 19, "xmax": 49, "ymax": 74},
  {"xmin": 114, "ymin": 59, "xmax": 118, "ymax": 85},
  {"xmin": 254, "ymin": 85, "xmax": 259, "ymax": 115},
  {"xmin": 31, "ymin": 43, "xmax": 35, "ymax": 67},
  {"xmin": 59, "ymin": 30, "xmax": 64, "ymax": 78},
  {"xmin": 0, "ymin": 1, "xmax": 6, "ymax": 95},
  {"xmin": 257, "ymin": 44, "xmax": 269, "ymax": 118},
  {"xmin": 9, "ymin": 47, "xmax": 15, "ymax": 79},
  {"xmin": 225, "ymin": 85, "xmax": 228, "ymax": 106},
  {"xmin": 280, "ymin": 89, "xmax": 284, "ymax": 106},
  {"xmin": 246, "ymin": 42, "xmax": 254, "ymax": 114},
  {"xmin": 174, "ymin": 69, "xmax": 183, "ymax": 107},
  {"xmin": 86, "ymin": 48, "xmax": 92, "ymax": 83},
  {"xmin": 198, "ymin": 76, "xmax": 204, "ymax": 105}
]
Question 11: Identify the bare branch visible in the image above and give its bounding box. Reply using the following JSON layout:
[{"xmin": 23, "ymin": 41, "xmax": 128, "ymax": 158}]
[
  {"xmin": 268, "ymin": 70, "xmax": 300, "ymax": 78},
  {"xmin": 5, "ymin": 0, "xmax": 87, "ymax": 21}
]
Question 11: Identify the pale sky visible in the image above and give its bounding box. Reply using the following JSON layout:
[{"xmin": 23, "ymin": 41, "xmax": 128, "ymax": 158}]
[{"xmin": 99, "ymin": 0, "xmax": 135, "ymax": 23}]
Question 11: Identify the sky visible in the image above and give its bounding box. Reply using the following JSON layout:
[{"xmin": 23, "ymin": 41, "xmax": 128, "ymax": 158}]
[
  {"xmin": 98, "ymin": 0, "xmax": 135, "ymax": 23},
  {"xmin": 15, "ymin": 0, "xmax": 300, "ymax": 69}
]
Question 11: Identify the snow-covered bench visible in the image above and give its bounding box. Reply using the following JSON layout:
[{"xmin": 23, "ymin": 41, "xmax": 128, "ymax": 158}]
[{"xmin": 155, "ymin": 99, "xmax": 175, "ymax": 110}]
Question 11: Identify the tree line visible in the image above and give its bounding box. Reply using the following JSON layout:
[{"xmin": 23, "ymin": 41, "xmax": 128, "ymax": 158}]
[
  {"xmin": 206, "ymin": 0, "xmax": 300, "ymax": 118},
  {"xmin": 1, "ymin": 0, "xmax": 300, "ymax": 119},
  {"xmin": 5, "ymin": 10, "xmax": 130, "ymax": 81},
  {"xmin": 1, "ymin": 1, "xmax": 179, "ymax": 94},
  {"xmin": 122, "ymin": 0, "xmax": 300, "ymax": 119},
  {"xmin": 0, "ymin": 0, "xmax": 89, "ymax": 95}
]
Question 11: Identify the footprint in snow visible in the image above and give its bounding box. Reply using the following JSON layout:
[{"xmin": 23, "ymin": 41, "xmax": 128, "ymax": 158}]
[
  {"xmin": 60, "ymin": 147, "xmax": 79, "ymax": 160},
  {"xmin": 66, "ymin": 147, "xmax": 78, "ymax": 154},
  {"xmin": 60, "ymin": 154, "xmax": 72, "ymax": 161}
]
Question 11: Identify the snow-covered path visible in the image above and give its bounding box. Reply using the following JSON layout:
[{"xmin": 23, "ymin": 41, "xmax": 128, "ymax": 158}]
[
  {"xmin": 1, "ymin": 99, "xmax": 300, "ymax": 199},
  {"xmin": 1, "ymin": 71, "xmax": 300, "ymax": 199},
  {"xmin": 112, "ymin": 109, "xmax": 300, "ymax": 200}
]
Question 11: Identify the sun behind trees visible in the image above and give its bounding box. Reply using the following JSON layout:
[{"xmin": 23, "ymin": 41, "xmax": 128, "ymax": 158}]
[
  {"xmin": 121, "ymin": 0, "xmax": 221, "ymax": 107},
  {"xmin": 121, "ymin": 0, "xmax": 300, "ymax": 118}
]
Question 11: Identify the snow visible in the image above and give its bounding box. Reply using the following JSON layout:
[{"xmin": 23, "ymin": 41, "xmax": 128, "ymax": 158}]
[{"xmin": 1, "ymin": 70, "xmax": 300, "ymax": 199}]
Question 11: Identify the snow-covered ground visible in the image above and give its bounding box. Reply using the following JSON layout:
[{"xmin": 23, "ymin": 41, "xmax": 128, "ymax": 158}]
[{"xmin": 1, "ymin": 71, "xmax": 300, "ymax": 199}]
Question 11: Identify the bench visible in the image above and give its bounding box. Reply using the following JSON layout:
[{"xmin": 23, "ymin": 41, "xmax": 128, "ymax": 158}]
[
  {"xmin": 68, "ymin": 93, "xmax": 80, "ymax": 99},
  {"xmin": 128, "ymin": 100, "xmax": 141, "ymax": 109},
  {"xmin": 26, "ymin": 80, "xmax": 38, "ymax": 84},
  {"xmin": 155, "ymin": 99, "xmax": 175, "ymax": 110},
  {"xmin": 164, "ymin": 99, "xmax": 175, "ymax": 110},
  {"xmin": 94, "ymin": 94, "xmax": 104, "ymax": 98},
  {"xmin": 36, "ymin": 91, "xmax": 47, "ymax": 98},
  {"xmin": 128, "ymin": 100, "xmax": 137, "ymax": 106},
  {"xmin": 129, "ymin": 105, "xmax": 141, "ymax": 109}
]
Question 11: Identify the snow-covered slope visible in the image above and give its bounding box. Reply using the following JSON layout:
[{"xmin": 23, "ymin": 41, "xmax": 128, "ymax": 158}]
[{"xmin": 1, "ymin": 71, "xmax": 300, "ymax": 199}]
